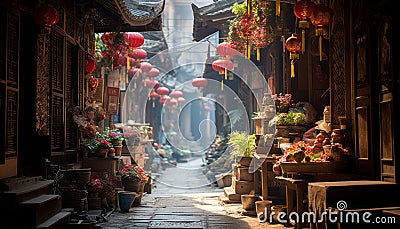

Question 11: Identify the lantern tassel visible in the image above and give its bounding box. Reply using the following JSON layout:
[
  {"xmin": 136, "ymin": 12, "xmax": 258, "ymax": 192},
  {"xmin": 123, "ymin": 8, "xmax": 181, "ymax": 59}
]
[
  {"xmin": 257, "ymin": 48, "xmax": 260, "ymax": 61},
  {"xmin": 291, "ymin": 60, "xmax": 295, "ymax": 78},
  {"xmin": 247, "ymin": 44, "xmax": 251, "ymax": 59},
  {"xmin": 319, "ymin": 35, "xmax": 323, "ymax": 61},
  {"xmin": 276, "ymin": 0, "xmax": 280, "ymax": 16},
  {"xmin": 301, "ymin": 29, "xmax": 305, "ymax": 54},
  {"xmin": 134, "ymin": 79, "xmax": 137, "ymax": 88},
  {"xmin": 126, "ymin": 74, "xmax": 129, "ymax": 84},
  {"xmin": 127, "ymin": 56, "xmax": 130, "ymax": 69},
  {"xmin": 153, "ymin": 100, "xmax": 155, "ymax": 108},
  {"xmin": 224, "ymin": 68, "xmax": 228, "ymax": 80},
  {"xmin": 221, "ymin": 79, "xmax": 224, "ymax": 91}
]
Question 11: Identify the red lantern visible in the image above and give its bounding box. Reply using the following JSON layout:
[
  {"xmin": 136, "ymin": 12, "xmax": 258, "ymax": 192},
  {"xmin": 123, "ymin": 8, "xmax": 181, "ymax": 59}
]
[
  {"xmin": 144, "ymin": 79, "xmax": 158, "ymax": 88},
  {"xmin": 140, "ymin": 62, "xmax": 153, "ymax": 73},
  {"xmin": 150, "ymin": 91, "xmax": 159, "ymax": 108},
  {"xmin": 285, "ymin": 34, "xmax": 302, "ymax": 78},
  {"xmin": 101, "ymin": 33, "xmax": 111, "ymax": 45},
  {"xmin": 168, "ymin": 98, "xmax": 178, "ymax": 107},
  {"xmin": 204, "ymin": 105, "xmax": 211, "ymax": 112},
  {"xmin": 177, "ymin": 97, "xmax": 186, "ymax": 105},
  {"xmin": 126, "ymin": 32, "xmax": 144, "ymax": 49},
  {"xmin": 129, "ymin": 48, "xmax": 147, "ymax": 60},
  {"xmin": 310, "ymin": 4, "xmax": 332, "ymax": 61},
  {"xmin": 212, "ymin": 59, "xmax": 234, "ymax": 74},
  {"xmin": 192, "ymin": 76, "xmax": 208, "ymax": 97},
  {"xmin": 216, "ymin": 42, "xmax": 237, "ymax": 58},
  {"xmin": 34, "ymin": 4, "xmax": 60, "ymax": 27},
  {"xmin": 128, "ymin": 68, "xmax": 139, "ymax": 78},
  {"xmin": 170, "ymin": 90, "xmax": 183, "ymax": 99},
  {"xmin": 159, "ymin": 95, "xmax": 170, "ymax": 105},
  {"xmin": 147, "ymin": 68, "xmax": 160, "ymax": 78},
  {"xmin": 85, "ymin": 59, "xmax": 97, "ymax": 74},
  {"xmin": 294, "ymin": 0, "xmax": 317, "ymax": 53},
  {"xmin": 156, "ymin": 86, "xmax": 170, "ymax": 96}
]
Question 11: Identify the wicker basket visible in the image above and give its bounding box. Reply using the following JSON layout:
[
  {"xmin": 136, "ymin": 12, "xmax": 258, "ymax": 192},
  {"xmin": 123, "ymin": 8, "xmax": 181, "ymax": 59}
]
[{"xmin": 280, "ymin": 161, "xmax": 349, "ymax": 174}]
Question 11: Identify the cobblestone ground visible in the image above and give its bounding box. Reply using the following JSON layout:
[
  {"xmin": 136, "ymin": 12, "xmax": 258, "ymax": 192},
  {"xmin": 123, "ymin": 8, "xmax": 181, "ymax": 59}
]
[{"xmin": 98, "ymin": 157, "xmax": 290, "ymax": 229}]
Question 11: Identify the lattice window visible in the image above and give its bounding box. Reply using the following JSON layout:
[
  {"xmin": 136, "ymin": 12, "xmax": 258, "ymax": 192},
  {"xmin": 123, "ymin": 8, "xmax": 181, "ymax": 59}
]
[
  {"xmin": 7, "ymin": 13, "xmax": 18, "ymax": 86},
  {"xmin": 51, "ymin": 95, "xmax": 64, "ymax": 150},
  {"xmin": 65, "ymin": 41, "xmax": 78, "ymax": 149},
  {"xmin": 0, "ymin": 84, "xmax": 5, "ymax": 164},
  {"xmin": 6, "ymin": 90, "xmax": 17, "ymax": 157},
  {"xmin": 51, "ymin": 31, "xmax": 64, "ymax": 92},
  {"xmin": 331, "ymin": 20, "xmax": 346, "ymax": 125}
]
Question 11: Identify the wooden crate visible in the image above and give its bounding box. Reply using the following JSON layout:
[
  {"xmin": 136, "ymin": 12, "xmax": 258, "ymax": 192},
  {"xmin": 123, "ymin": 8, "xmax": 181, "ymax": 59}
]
[{"xmin": 232, "ymin": 177, "xmax": 254, "ymax": 194}]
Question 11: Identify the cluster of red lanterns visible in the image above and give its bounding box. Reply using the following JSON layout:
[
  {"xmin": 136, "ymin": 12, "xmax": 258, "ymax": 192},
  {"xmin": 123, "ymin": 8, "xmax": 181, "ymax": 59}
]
[
  {"xmin": 212, "ymin": 42, "xmax": 237, "ymax": 91},
  {"xmin": 286, "ymin": 0, "xmax": 332, "ymax": 77}
]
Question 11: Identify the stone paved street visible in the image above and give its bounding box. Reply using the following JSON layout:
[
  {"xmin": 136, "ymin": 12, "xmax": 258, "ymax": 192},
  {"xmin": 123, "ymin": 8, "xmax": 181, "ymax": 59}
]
[{"xmin": 97, "ymin": 157, "xmax": 290, "ymax": 229}]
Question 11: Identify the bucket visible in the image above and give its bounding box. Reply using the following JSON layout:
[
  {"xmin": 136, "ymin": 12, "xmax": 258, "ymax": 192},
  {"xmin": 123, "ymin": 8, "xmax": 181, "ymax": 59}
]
[
  {"xmin": 118, "ymin": 191, "xmax": 136, "ymax": 212},
  {"xmin": 255, "ymin": 200, "xmax": 272, "ymax": 221},
  {"xmin": 241, "ymin": 194, "xmax": 260, "ymax": 211}
]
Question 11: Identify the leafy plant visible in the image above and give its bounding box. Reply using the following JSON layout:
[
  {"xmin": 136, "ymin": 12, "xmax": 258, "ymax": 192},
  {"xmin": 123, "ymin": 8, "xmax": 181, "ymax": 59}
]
[
  {"xmin": 269, "ymin": 112, "xmax": 306, "ymax": 126},
  {"xmin": 227, "ymin": 131, "xmax": 256, "ymax": 157}
]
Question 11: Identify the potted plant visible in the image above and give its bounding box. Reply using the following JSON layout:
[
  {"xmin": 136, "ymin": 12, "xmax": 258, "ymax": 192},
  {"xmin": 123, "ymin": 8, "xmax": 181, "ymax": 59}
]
[
  {"xmin": 116, "ymin": 164, "xmax": 149, "ymax": 193},
  {"xmin": 227, "ymin": 131, "xmax": 256, "ymax": 167}
]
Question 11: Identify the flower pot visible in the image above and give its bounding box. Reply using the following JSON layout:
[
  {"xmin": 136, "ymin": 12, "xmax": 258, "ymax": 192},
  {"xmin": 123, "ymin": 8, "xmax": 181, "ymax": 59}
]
[
  {"xmin": 123, "ymin": 180, "xmax": 145, "ymax": 193},
  {"xmin": 96, "ymin": 148, "xmax": 108, "ymax": 158},
  {"xmin": 114, "ymin": 145, "xmax": 122, "ymax": 156},
  {"xmin": 235, "ymin": 156, "xmax": 253, "ymax": 167},
  {"xmin": 118, "ymin": 191, "xmax": 136, "ymax": 213}
]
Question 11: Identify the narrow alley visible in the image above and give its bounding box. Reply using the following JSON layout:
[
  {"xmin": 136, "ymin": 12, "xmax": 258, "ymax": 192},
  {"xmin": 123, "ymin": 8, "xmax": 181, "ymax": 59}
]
[{"xmin": 98, "ymin": 157, "xmax": 286, "ymax": 229}]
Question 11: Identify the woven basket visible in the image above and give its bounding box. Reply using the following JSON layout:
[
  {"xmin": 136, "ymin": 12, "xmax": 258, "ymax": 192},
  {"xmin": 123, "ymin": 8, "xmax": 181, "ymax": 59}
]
[{"xmin": 280, "ymin": 161, "xmax": 349, "ymax": 174}]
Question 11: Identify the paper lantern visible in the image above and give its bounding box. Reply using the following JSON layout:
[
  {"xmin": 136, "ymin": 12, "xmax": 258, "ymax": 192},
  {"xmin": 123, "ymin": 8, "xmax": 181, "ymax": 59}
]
[
  {"xmin": 140, "ymin": 62, "xmax": 153, "ymax": 73},
  {"xmin": 170, "ymin": 90, "xmax": 183, "ymax": 99},
  {"xmin": 216, "ymin": 42, "xmax": 237, "ymax": 58},
  {"xmin": 285, "ymin": 34, "xmax": 302, "ymax": 78},
  {"xmin": 192, "ymin": 76, "xmax": 208, "ymax": 97},
  {"xmin": 34, "ymin": 4, "xmax": 60, "ymax": 27},
  {"xmin": 150, "ymin": 91, "xmax": 159, "ymax": 108},
  {"xmin": 156, "ymin": 86, "xmax": 170, "ymax": 96},
  {"xmin": 294, "ymin": 0, "xmax": 316, "ymax": 53},
  {"xmin": 126, "ymin": 32, "xmax": 144, "ymax": 49},
  {"xmin": 85, "ymin": 59, "xmax": 97, "ymax": 74},
  {"xmin": 310, "ymin": 4, "xmax": 332, "ymax": 61},
  {"xmin": 129, "ymin": 48, "xmax": 147, "ymax": 60},
  {"xmin": 159, "ymin": 95, "xmax": 170, "ymax": 105},
  {"xmin": 177, "ymin": 97, "xmax": 186, "ymax": 105},
  {"xmin": 147, "ymin": 68, "xmax": 160, "ymax": 78}
]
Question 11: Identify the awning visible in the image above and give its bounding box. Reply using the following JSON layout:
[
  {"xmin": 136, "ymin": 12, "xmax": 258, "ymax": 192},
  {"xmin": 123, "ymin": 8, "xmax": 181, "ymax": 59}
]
[{"xmin": 93, "ymin": 0, "xmax": 165, "ymax": 32}]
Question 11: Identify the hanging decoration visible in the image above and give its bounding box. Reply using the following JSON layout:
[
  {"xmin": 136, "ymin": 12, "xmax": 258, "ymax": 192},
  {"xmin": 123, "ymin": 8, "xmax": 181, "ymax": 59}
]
[
  {"xmin": 212, "ymin": 59, "xmax": 234, "ymax": 91},
  {"xmin": 85, "ymin": 58, "xmax": 97, "ymax": 98},
  {"xmin": 128, "ymin": 68, "xmax": 140, "ymax": 88},
  {"xmin": 177, "ymin": 97, "xmax": 186, "ymax": 107},
  {"xmin": 129, "ymin": 48, "xmax": 147, "ymax": 62},
  {"xmin": 34, "ymin": 4, "xmax": 60, "ymax": 27},
  {"xmin": 126, "ymin": 32, "xmax": 145, "ymax": 50},
  {"xmin": 285, "ymin": 34, "xmax": 302, "ymax": 78},
  {"xmin": 310, "ymin": 4, "xmax": 332, "ymax": 61},
  {"xmin": 170, "ymin": 90, "xmax": 183, "ymax": 106},
  {"xmin": 293, "ymin": 0, "xmax": 316, "ymax": 54},
  {"xmin": 227, "ymin": 1, "xmax": 274, "ymax": 59},
  {"xmin": 216, "ymin": 42, "xmax": 238, "ymax": 59},
  {"xmin": 150, "ymin": 91, "xmax": 159, "ymax": 108},
  {"xmin": 88, "ymin": 77, "xmax": 99, "ymax": 92},
  {"xmin": 191, "ymin": 76, "xmax": 208, "ymax": 98},
  {"xmin": 85, "ymin": 58, "xmax": 97, "ymax": 74}
]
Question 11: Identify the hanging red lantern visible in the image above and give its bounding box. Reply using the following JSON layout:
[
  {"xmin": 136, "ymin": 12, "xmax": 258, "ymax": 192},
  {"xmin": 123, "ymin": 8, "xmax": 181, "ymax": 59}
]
[
  {"xmin": 147, "ymin": 68, "xmax": 160, "ymax": 78},
  {"xmin": 85, "ymin": 59, "xmax": 97, "ymax": 74},
  {"xmin": 159, "ymin": 95, "xmax": 170, "ymax": 105},
  {"xmin": 212, "ymin": 59, "xmax": 233, "ymax": 90},
  {"xmin": 34, "ymin": 4, "xmax": 60, "ymax": 27},
  {"xmin": 192, "ymin": 76, "xmax": 208, "ymax": 97},
  {"xmin": 129, "ymin": 48, "xmax": 147, "ymax": 60},
  {"xmin": 150, "ymin": 91, "xmax": 159, "ymax": 108},
  {"xmin": 204, "ymin": 105, "xmax": 211, "ymax": 112},
  {"xmin": 144, "ymin": 79, "xmax": 158, "ymax": 88},
  {"xmin": 140, "ymin": 62, "xmax": 153, "ymax": 73},
  {"xmin": 216, "ymin": 42, "xmax": 237, "ymax": 58},
  {"xmin": 126, "ymin": 32, "xmax": 144, "ymax": 49},
  {"xmin": 170, "ymin": 90, "xmax": 183, "ymax": 99},
  {"xmin": 101, "ymin": 33, "xmax": 111, "ymax": 46},
  {"xmin": 310, "ymin": 4, "xmax": 332, "ymax": 61},
  {"xmin": 177, "ymin": 97, "xmax": 186, "ymax": 105},
  {"xmin": 156, "ymin": 86, "xmax": 170, "ymax": 96},
  {"xmin": 168, "ymin": 98, "xmax": 178, "ymax": 107},
  {"xmin": 285, "ymin": 34, "xmax": 302, "ymax": 78},
  {"xmin": 294, "ymin": 0, "xmax": 317, "ymax": 53}
]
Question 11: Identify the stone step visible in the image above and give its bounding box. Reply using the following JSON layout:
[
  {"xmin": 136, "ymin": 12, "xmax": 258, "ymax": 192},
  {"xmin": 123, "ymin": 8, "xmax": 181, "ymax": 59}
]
[
  {"xmin": 223, "ymin": 186, "xmax": 241, "ymax": 202},
  {"xmin": 2, "ymin": 178, "xmax": 54, "ymax": 206},
  {"xmin": 20, "ymin": 194, "xmax": 62, "ymax": 227},
  {"xmin": 36, "ymin": 211, "xmax": 71, "ymax": 229}
]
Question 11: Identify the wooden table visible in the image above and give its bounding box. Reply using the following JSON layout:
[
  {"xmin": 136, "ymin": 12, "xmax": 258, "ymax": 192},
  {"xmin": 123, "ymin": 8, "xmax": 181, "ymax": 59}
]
[{"xmin": 308, "ymin": 180, "xmax": 400, "ymax": 229}]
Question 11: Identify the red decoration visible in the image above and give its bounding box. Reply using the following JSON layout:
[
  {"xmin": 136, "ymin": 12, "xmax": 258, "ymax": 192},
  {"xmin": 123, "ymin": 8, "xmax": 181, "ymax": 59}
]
[
  {"xmin": 191, "ymin": 77, "xmax": 208, "ymax": 88},
  {"xmin": 156, "ymin": 86, "xmax": 170, "ymax": 96},
  {"xmin": 85, "ymin": 59, "xmax": 97, "ymax": 74},
  {"xmin": 144, "ymin": 79, "xmax": 158, "ymax": 88},
  {"xmin": 126, "ymin": 32, "xmax": 144, "ymax": 49},
  {"xmin": 168, "ymin": 98, "xmax": 178, "ymax": 106},
  {"xmin": 170, "ymin": 90, "xmax": 183, "ymax": 99},
  {"xmin": 88, "ymin": 77, "xmax": 99, "ymax": 92},
  {"xmin": 147, "ymin": 68, "xmax": 160, "ymax": 78},
  {"xmin": 129, "ymin": 48, "xmax": 147, "ymax": 60},
  {"xmin": 310, "ymin": 4, "xmax": 332, "ymax": 27},
  {"xmin": 285, "ymin": 34, "xmax": 302, "ymax": 78},
  {"xmin": 294, "ymin": 0, "xmax": 316, "ymax": 53},
  {"xmin": 140, "ymin": 62, "xmax": 153, "ymax": 73},
  {"xmin": 310, "ymin": 4, "xmax": 332, "ymax": 61},
  {"xmin": 177, "ymin": 97, "xmax": 186, "ymax": 104},
  {"xmin": 294, "ymin": 0, "xmax": 316, "ymax": 20},
  {"xmin": 212, "ymin": 59, "xmax": 234, "ymax": 74},
  {"xmin": 204, "ymin": 105, "xmax": 211, "ymax": 112},
  {"xmin": 159, "ymin": 95, "xmax": 170, "ymax": 105},
  {"xmin": 34, "ymin": 4, "xmax": 60, "ymax": 27},
  {"xmin": 128, "ymin": 68, "xmax": 140, "ymax": 78},
  {"xmin": 216, "ymin": 42, "xmax": 237, "ymax": 58},
  {"xmin": 150, "ymin": 92, "xmax": 159, "ymax": 99}
]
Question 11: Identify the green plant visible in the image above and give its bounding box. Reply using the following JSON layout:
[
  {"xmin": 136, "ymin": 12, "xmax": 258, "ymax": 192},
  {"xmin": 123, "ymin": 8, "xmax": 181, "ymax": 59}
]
[
  {"xmin": 269, "ymin": 112, "xmax": 306, "ymax": 126},
  {"xmin": 116, "ymin": 164, "xmax": 149, "ymax": 183},
  {"xmin": 227, "ymin": 131, "xmax": 256, "ymax": 157}
]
